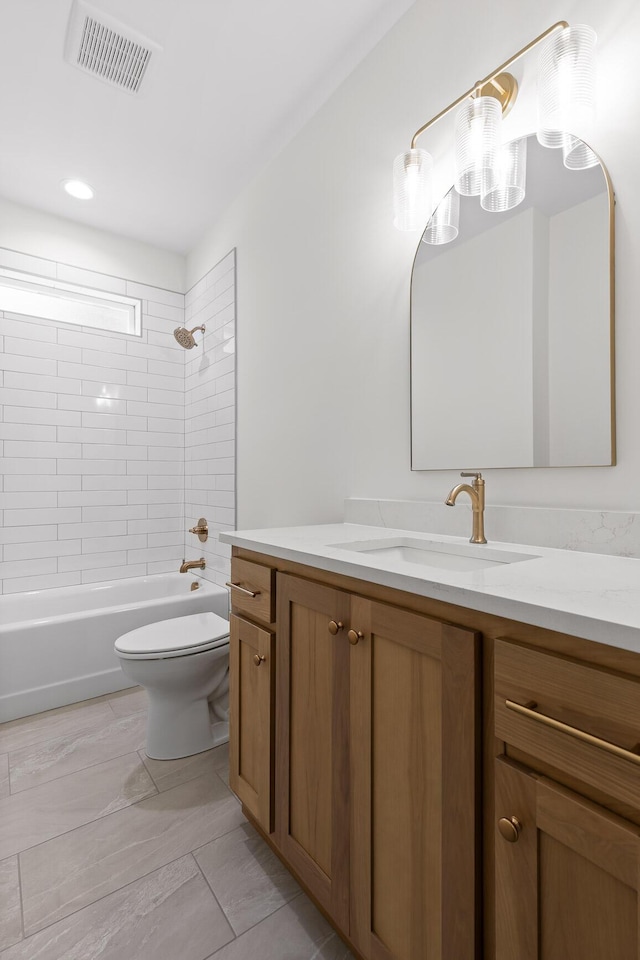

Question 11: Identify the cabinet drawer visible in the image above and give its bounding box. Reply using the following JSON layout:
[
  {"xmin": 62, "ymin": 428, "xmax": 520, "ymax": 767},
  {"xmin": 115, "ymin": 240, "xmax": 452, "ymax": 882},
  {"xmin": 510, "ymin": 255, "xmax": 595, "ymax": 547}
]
[
  {"xmin": 495, "ymin": 638, "xmax": 640, "ymax": 809},
  {"xmin": 228, "ymin": 558, "xmax": 275, "ymax": 625}
]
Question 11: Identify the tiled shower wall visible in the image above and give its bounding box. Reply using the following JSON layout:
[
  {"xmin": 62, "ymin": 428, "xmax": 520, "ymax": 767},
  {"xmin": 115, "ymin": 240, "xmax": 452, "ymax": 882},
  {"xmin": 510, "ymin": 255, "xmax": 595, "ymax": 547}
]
[
  {"xmin": 0, "ymin": 247, "xmax": 236, "ymax": 596},
  {"xmin": 0, "ymin": 248, "xmax": 186, "ymax": 595},
  {"xmin": 184, "ymin": 250, "xmax": 236, "ymax": 588}
]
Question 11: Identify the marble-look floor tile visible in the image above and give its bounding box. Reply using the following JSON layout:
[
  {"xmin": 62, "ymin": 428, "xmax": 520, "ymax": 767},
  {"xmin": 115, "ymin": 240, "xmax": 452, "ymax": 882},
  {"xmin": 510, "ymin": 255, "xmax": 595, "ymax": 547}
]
[
  {"xmin": 0, "ymin": 752, "xmax": 156, "ymax": 860},
  {"xmin": 9, "ymin": 713, "xmax": 147, "ymax": 794},
  {"xmin": 0, "ymin": 701, "xmax": 114, "ymax": 755},
  {"xmin": 140, "ymin": 741, "xmax": 229, "ymax": 792},
  {"xmin": 205, "ymin": 894, "xmax": 355, "ymax": 960},
  {"xmin": 108, "ymin": 689, "xmax": 148, "ymax": 718},
  {"xmin": 0, "ymin": 856, "xmax": 22, "ymax": 952},
  {"xmin": 21, "ymin": 770, "xmax": 245, "ymax": 935},
  {"xmin": 0, "ymin": 756, "xmax": 9, "ymax": 799},
  {"xmin": 0, "ymin": 855, "xmax": 233, "ymax": 960},
  {"xmin": 195, "ymin": 823, "xmax": 300, "ymax": 935}
]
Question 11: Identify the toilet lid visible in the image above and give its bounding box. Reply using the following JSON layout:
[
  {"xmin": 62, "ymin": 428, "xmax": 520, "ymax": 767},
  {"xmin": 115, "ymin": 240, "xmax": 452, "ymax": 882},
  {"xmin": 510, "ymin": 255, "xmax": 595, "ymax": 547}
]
[{"xmin": 115, "ymin": 611, "xmax": 229, "ymax": 659}]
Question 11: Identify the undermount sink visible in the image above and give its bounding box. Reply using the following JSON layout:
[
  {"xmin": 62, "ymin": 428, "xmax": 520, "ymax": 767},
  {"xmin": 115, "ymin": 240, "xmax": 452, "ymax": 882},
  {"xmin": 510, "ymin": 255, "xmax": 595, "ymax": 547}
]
[{"xmin": 330, "ymin": 536, "xmax": 539, "ymax": 573}]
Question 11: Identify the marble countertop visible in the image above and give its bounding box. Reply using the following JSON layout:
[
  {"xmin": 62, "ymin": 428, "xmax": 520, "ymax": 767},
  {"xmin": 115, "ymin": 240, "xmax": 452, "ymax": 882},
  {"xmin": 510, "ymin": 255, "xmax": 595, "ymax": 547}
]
[{"xmin": 220, "ymin": 523, "xmax": 640, "ymax": 654}]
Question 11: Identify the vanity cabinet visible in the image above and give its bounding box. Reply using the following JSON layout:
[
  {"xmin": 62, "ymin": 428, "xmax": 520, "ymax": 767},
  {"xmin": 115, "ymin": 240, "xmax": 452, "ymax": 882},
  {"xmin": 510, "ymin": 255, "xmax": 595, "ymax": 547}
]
[
  {"xmin": 494, "ymin": 638, "xmax": 640, "ymax": 960},
  {"xmin": 275, "ymin": 572, "xmax": 480, "ymax": 960}
]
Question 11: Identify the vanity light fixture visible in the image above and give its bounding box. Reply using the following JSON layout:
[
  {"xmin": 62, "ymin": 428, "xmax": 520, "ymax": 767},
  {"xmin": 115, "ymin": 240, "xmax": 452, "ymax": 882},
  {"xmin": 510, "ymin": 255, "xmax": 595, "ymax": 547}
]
[
  {"xmin": 61, "ymin": 178, "xmax": 94, "ymax": 200},
  {"xmin": 393, "ymin": 21, "xmax": 597, "ymax": 236}
]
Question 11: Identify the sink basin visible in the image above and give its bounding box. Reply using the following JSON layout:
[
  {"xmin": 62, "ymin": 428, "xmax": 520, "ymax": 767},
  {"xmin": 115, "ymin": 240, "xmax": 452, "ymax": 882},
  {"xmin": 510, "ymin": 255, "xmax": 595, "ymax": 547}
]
[{"xmin": 330, "ymin": 536, "xmax": 538, "ymax": 573}]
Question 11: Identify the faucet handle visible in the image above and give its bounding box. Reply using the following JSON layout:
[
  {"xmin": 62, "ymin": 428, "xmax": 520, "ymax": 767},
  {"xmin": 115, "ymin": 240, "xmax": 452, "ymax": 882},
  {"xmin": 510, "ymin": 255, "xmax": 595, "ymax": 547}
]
[{"xmin": 460, "ymin": 471, "xmax": 483, "ymax": 481}]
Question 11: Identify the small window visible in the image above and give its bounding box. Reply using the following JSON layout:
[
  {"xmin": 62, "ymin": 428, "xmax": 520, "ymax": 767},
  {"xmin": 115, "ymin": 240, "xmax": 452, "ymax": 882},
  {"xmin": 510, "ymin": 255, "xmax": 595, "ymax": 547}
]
[{"xmin": 0, "ymin": 269, "xmax": 142, "ymax": 336}]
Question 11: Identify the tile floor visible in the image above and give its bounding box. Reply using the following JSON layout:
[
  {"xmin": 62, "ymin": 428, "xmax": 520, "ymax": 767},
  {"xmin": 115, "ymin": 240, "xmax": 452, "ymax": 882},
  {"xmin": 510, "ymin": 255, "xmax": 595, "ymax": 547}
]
[{"xmin": 0, "ymin": 687, "xmax": 355, "ymax": 960}]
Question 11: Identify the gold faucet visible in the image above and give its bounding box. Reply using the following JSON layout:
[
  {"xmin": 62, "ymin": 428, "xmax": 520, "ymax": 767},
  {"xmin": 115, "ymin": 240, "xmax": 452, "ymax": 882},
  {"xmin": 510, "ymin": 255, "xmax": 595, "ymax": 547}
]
[
  {"xmin": 445, "ymin": 472, "xmax": 487, "ymax": 544},
  {"xmin": 179, "ymin": 558, "xmax": 206, "ymax": 573}
]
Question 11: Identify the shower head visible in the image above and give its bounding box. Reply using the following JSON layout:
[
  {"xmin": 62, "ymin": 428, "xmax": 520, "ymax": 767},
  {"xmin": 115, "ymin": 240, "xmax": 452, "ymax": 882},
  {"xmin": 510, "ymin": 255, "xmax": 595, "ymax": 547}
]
[{"xmin": 173, "ymin": 325, "xmax": 205, "ymax": 349}]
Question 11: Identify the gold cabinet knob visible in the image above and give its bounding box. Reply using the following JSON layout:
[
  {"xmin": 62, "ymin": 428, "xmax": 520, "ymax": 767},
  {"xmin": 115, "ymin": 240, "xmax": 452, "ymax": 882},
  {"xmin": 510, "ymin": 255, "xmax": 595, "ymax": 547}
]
[
  {"xmin": 498, "ymin": 816, "xmax": 522, "ymax": 843},
  {"xmin": 328, "ymin": 620, "xmax": 344, "ymax": 636},
  {"xmin": 253, "ymin": 654, "xmax": 266, "ymax": 667},
  {"xmin": 348, "ymin": 629, "xmax": 364, "ymax": 645}
]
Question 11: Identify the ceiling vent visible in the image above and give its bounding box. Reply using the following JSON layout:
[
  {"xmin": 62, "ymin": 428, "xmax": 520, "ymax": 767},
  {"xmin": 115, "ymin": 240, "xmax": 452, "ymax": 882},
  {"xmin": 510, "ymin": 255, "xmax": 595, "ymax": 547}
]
[{"xmin": 64, "ymin": 0, "xmax": 162, "ymax": 94}]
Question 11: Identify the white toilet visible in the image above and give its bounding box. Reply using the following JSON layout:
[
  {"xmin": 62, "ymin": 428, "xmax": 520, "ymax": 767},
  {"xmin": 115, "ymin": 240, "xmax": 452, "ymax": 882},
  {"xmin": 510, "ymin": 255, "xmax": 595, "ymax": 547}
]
[{"xmin": 114, "ymin": 611, "xmax": 230, "ymax": 760}]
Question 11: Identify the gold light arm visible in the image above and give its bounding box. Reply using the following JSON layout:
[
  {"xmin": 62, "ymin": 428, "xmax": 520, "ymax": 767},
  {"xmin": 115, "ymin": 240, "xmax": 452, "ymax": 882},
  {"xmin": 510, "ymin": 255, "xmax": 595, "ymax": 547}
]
[{"xmin": 409, "ymin": 20, "xmax": 569, "ymax": 149}]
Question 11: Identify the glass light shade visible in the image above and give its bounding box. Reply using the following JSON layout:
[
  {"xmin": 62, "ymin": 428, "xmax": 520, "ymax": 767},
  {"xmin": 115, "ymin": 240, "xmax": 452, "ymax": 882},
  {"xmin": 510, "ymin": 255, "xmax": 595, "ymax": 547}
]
[
  {"xmin": 562, "ymin": 133, "xmax": 599, "ymax": 170},
  {"xmin": 481, "ymin": 137, "xmax": 527, "ymax": 212},
  {"xmin": 422, "ymin": 187, "xmax": 460, "ymax": 244},
  {"xmin": 537, "ymin": 24, "xmax": 597, "ymax": 149},
  {"xmin": 454, "ymin": 96, "xmax": 501, "ymax": 197},
  {"xmin": 393, "ymin": 149, "xmax": 433, "ymax": 231}
]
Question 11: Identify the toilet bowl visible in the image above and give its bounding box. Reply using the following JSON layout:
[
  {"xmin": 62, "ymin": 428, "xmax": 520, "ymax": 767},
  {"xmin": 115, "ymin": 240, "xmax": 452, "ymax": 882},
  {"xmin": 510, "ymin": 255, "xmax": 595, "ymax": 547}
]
[{"xmin": 114, "ymin": 611, "xmax": 230, "ymax": 760}]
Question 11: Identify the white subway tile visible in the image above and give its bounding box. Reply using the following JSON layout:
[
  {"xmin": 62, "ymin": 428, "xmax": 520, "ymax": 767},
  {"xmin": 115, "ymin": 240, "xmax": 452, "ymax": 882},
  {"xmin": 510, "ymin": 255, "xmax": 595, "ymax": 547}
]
[
  {"xmin": 81, "ymin": 564, "xmax": 146, "ymax": 584},
  {"xmin": 127, "ymin": 431, "xmax": 183, "ymax": 447},
  {"xmin": 58, "ymin": 396, "xmax": 125, "ymax": 416},
  {"xmin": 82, "ymin": 444, "xmax": 147, "ymax": 460},
  {"xmin": 0, "ymin": 491, "xmax": 57, "ymax": 509},
  {"xmin": 81, "ymin": 348, "xmax": 147, "ymax": 373},
  {"xmin": 59, "ymin": 361, "xmax": 127, "ymax": 385},
  {"xmin": 59, "ymin": 491, "xmax": 127, "ymax": 507},
  {"xmin": 127, "ymin": 461, "xmax": 183, "ymax": 476},
  {"xmin": 58, "ymin": 520, "xmax": 128, "ymax": 540},
  {"xmin": 128, "ymin": 545, "xmax": 182, "ymax": 564},
  {"xmin": 3, "ymin": 475, "xmax": 81, "ymax": 492},
  {"xmin": 3, "ymin": 539, "xmax": 82, "ymax": 561},
  {"xmin": 147, "ymin": 503, "xmax": 182, "ymax": 520},
  {"xmin": 0, "ymin": 524, "xmax": 58, "ymax": 544},
  {"xmin": 127, "ymin": 340, "xmax": 182, "ymax": 364},
  {"xmin": 0, "ymin": 249, "xmax": 57, "ymax": 278},
  {"xmin": 4, "ymin": 507, "xmax": 81, "ymax": 527},
  {"xmin": 148, "ymin": 446, "xmax": 184, "ymax": 462},
  {"xmin": 0, "ymin": 388, "xmax": 57, "ymax": 409},
  {"xmin": 129, "ymin": 518, "xmax": 182, "ymax": 534},
  {"xmin": 82, "ymin": 505, "xmax": 147, "ymax": 522},
  {"xmin": 59, "ymin": 551, "xmax": 128, "ymax": 573},
  {"xmin": 81, "ymin": 533, "xmax": 147, "ymax": 553},
  {"xmin": 147, "ymin": 388, "xmax": 184, "ymax": 405},
  {"xmin": 0, "ymin": 317, "xmax": 56, "ymax": 342},
  {"xmin": 143, "ymin": 300, "xmax": 185, "ymax": 322},
  {"xmin": 4, "ymin": 406, "xmax": 81, "ymax": 427},
  {"xmin": 148, "ymin": 475, "xmax": 183, "ymax": 489},
  {"xmin": 147, "ymin": 417, "xmax": 183, "ymax": 434},
  {"xmin": 0, "ymin": 423, "xmax": 56, "ymax": 442},
  {"xmin": 2, "ymin": 572, "xmax": 81, "ymax": 593},
  {"xmin": 0, "ymin": 458, "xmax": 57, "ymax": 475},
  {"xmin": 81, "ymin": 412, "xmax": 147, "ymax": 431},
  {"xmin": 82, "ymin": 381, "xmax": 146, "ymax": 402},
  {"xmin": 146, "ymin": 559, "xmax": 182, "ymax": 575},
  {"xmin": 0, "ymin": 557, "xmax": 58, "ymax": 579},
  {"xmin": 57, "ymin": 459, "xmax": 126, "ymax": 475},
  {"xmin": 147, "ymin": 359, "xmax": 183, "ymax": 380},
  {"xmin": 4, "ymin": 440, "xmax": 82, "ymax": 459},
  {"xmin": 57, "ymin": 329, "xmax": 127, "ymax": 353},
  {"xmin": 82, "ymin": 475, "xmax": 147, "ymax": 490},
  {"xmin": 0, "ymin": 353, "xmax": 57, "ymax": 375},
  {"xmin": 4, "ymin": 337, "xmax": 81, "ymax": 363},
  {"xmin": 127, "ymin": 401, "xmax": 182, "ymax": 419},
  {"xmin": 148, "ymin": 531, "xmax": 184, "ymax": 547},
  {"xmin": 4, "ymin": 372, "xmax": 82, "ymax": 395},
  {"xmin": 128, "ymin": 489, "xmax": 181, "ymax": 504},
  {"xmin": 59, "ymin": 427, "xmax": 127, "ymax": 445}
]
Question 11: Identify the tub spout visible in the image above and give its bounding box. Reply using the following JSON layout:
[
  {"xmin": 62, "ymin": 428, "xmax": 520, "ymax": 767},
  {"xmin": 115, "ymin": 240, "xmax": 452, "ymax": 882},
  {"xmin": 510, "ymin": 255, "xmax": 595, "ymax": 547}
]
[{"xmin": 180, "ymin": 558, "xmax": 206, "ymax": 573}]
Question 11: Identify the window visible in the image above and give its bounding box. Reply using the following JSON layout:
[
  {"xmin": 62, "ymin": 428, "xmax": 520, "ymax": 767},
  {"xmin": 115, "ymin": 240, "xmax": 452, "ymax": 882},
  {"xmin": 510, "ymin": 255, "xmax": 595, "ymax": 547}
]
[{"xmin": 0, "ymin": 269, "xmax": 142, "ymax": 336}]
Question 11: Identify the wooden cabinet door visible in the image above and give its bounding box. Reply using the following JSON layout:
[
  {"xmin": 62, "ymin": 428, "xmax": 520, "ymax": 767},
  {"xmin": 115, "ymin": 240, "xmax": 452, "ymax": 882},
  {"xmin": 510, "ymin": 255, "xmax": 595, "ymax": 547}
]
[
  {"xmin": 496, "ymin": 756, "xmax": 640, "ymax": 960},
  {"xmin": 276, "ymin": 574, "xmax": 351, "ymax": 931},
  {"xmin": 229, "ymin": 613, "xmax": 275, "ymax": 833},
  {"xmin": 349, "ymin": 596, "xmax": 480, "ymax": 960}
]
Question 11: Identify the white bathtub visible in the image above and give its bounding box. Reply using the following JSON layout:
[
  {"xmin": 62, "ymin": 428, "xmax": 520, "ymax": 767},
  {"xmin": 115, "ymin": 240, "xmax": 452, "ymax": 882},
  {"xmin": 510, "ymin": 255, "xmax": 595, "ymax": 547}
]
[{"xmin": 0, "ymin": 574, "xmax": 229, "ymax": 722}]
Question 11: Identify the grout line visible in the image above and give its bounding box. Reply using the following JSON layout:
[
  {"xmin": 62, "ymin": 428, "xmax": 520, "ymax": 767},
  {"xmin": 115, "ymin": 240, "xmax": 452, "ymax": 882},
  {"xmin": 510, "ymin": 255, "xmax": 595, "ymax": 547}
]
[
  {"xmin": 17, "ymin": 849, "xmax": 25, "ymax": 944},
  {"xmin": 191, "ymin": 853, "xmax": 238, "ymax": 939},
  {"xmin": 204, "ymin": 894, "xmax": 307, "ymax": 959}
]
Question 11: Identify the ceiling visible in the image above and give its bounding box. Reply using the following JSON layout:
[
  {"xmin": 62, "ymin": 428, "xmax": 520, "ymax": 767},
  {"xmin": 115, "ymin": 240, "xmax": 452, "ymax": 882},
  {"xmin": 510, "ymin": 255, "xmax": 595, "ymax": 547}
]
[{"xmin": 0, "ymin": 0, "xmax": 413, "ymax": 254}]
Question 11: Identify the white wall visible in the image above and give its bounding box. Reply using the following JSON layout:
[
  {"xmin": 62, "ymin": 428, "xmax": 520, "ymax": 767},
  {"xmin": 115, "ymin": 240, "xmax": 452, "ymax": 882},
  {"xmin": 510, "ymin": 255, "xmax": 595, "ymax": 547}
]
[{"xmin": 188, "ymin": 0, "xmax": 640, "ymax": 525}]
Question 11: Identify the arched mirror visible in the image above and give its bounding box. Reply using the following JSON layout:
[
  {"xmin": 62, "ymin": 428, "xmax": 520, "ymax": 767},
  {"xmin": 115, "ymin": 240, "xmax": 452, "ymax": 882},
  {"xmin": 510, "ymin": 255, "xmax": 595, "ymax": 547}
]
[{"xmin": 410, "ymin": 133, "xmax": 614, "ymax": 470}]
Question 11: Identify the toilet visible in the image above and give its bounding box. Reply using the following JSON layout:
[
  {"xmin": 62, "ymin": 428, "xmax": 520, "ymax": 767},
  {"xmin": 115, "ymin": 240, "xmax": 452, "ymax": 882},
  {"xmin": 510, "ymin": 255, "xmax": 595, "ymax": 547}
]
[{"xmin": 114, "ymin": 611, "xmax": 230, "ymax": 761}]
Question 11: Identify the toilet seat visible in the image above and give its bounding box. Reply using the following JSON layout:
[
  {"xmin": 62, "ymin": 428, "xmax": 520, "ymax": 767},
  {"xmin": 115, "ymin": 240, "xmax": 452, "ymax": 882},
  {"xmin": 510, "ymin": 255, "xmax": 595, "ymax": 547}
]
[{"xmin": 115, "ymin": 611, "xmax": 229, "ymax": 660}]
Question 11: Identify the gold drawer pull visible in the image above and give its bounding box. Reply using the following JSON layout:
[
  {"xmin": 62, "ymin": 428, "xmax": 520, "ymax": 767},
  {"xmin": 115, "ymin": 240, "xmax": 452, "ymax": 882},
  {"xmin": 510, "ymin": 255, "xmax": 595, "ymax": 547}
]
[
  {"xmin": 348, "ymin": 629, "xmax": 364, "ymax": 645},
  {"xmin": 498, "ymin": 816, "xmax": 522, "ymax": 843},
  {"xmin": 253, "ymin": 654, "xmax": 266, "ymax": 667},
  {"xmin": 505, "ymin": 699, "xmax": 640, "ymax": 767},
  {"xmin": 328, "ymin": 620, "xmax": 344, "ymax": 636},
  {"xmin": 226, "ymin": 581, "xmax": 260, "ymax": 598}
]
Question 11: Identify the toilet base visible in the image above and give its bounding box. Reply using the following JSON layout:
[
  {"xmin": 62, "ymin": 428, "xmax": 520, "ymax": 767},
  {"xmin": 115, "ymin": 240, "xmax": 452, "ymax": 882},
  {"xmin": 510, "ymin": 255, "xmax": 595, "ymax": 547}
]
[{"xmin": 145, "ymin": 697, "xmax": 229, "ymax": 760}]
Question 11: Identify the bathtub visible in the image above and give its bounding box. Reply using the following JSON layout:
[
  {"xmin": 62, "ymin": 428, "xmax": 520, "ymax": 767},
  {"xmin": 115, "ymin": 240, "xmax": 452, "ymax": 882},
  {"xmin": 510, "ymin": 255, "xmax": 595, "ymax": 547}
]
[{"xmin": 0, "ymin": 574, "xmax": 229, "ymax": 722}]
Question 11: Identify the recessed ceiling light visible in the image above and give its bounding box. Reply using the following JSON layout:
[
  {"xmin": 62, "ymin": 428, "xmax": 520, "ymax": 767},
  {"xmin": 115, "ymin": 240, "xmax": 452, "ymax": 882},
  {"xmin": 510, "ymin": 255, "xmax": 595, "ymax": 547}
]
[{"xmin": 62, "ymin": 179, "xmax": 94, "ymax": 200}]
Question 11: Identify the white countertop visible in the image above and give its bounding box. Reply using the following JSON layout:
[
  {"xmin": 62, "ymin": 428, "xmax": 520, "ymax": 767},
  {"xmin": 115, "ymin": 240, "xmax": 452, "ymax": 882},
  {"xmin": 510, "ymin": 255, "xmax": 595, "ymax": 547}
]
[{"xmin": 220, "ymin": 523, "xmax": 640, "ymax": 655}]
